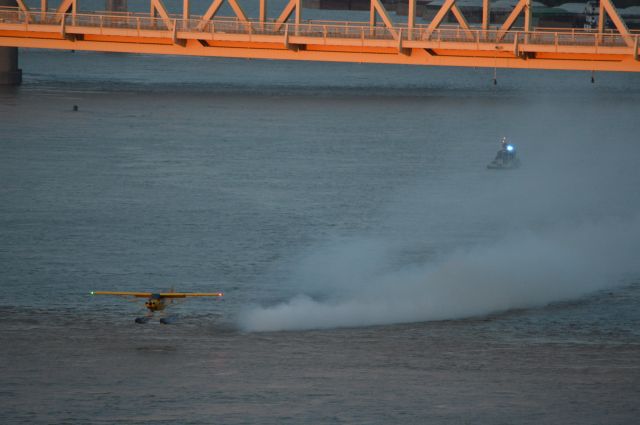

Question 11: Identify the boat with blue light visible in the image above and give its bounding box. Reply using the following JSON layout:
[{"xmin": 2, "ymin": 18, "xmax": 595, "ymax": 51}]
[{"xmin": 487, "ymin": 137, "xmax": 521, "ymax": 169}]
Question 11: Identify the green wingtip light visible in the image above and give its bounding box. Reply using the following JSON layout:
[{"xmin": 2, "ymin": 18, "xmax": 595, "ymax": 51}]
[{"xmin": 90, "ymin": 291, "xmax": 95, "ymax": 295}]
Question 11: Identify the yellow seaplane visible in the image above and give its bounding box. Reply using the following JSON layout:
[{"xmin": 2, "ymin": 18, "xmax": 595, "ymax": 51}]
[{"xmin": 90, "ymin": 290, "xmax": 223, "ymax": 324}]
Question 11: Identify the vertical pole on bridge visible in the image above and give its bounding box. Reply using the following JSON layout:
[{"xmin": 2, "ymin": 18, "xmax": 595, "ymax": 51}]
[
  {"xmin": 369, "ymin": 0, "xmax": 378, "ymax": 38},
  {"xmin": 295, "ymin": 0, "xmax": 301, "ymax": 35},
  {"xmin": 598, "ymin": 1, "xmax": 605, "ymax": 35},
  {"xmin": 482, "ymin": 0, "xmax": 490, "ymax": 31},
  {"xmin": 370, "ymin": 1, "xmax": 376, "ymax": 27},
  {"xmin": 408, "ymin": 0, "xmax": 416, "ymax": 40},
  {"xmin": 0, "ymin": 0, "xmax": 22, "ymax": 85},
  {"xmin": 41, "ymin": 0, "xmax": 47, "ymax": 21},
  {"xmin": 260, "ymin": 0, "xmax": 267, "ymax": 29},
  {"xmin": 524, "ymin": 0, "xmax": 531, "ymax": 43},
  {"xmin": 183, "ymin": 0, "xmax": 189, "ymax": 20}
]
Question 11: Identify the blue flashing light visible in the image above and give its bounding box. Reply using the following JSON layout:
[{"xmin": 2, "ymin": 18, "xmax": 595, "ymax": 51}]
[{"xmin": 506, "ymin": 144, "xmax": 515, "ymax": 152}]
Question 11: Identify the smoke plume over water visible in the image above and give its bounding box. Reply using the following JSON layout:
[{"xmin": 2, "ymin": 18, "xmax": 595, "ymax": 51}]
[{"xmin": 240, "ymin": 117, "xmax": 640, "ymax": 332}]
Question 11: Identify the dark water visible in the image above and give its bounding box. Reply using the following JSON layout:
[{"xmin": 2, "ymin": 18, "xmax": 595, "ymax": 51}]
[{"xmin": 1, "ymin": 49, "xmax": 639, "ymax": 423}]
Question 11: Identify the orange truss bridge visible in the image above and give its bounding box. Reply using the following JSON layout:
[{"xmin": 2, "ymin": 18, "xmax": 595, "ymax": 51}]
[{"xmin": 0, "ymin": 0, "xmax": 639, "ymax": 73}]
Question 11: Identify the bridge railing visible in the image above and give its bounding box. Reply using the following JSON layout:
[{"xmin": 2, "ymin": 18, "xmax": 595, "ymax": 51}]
[{"xmin": 0, "ymin": 7, "xmax": 637, "ymax": 50}]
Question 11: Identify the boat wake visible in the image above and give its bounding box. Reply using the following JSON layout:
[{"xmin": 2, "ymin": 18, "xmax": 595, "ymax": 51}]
[
  {"xmin": 240, "ymin": 129, "xmax": 640, "ymax": 332},
  {"xmin": 240, "ymin": 215, "xmax": 640, "ymax": 332}
]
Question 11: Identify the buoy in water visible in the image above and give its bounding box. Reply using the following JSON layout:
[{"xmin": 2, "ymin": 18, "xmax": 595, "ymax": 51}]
[{"xmin": 73, "ymin": 105, "xmax": 78, "ymax": 111}]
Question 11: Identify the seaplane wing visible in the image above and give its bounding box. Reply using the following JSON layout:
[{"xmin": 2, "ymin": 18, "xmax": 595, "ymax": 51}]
[
  {"xmin": 91, "ymin": 291, "xmax": 223, "ymax": 298},
  {"xmin": 91, "ymin": 290, "xmax": 224, "ymax": 324},
  {"xmin": 91, "ymin": 291, "xmax": 154, "ymax": 298},
  {"xmin": 157, "ymin": 292, "xmax": 224, "ymax": 298}
]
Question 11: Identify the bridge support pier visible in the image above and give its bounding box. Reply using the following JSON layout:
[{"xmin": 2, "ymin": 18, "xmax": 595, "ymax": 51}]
[{"xmin": 0, "ymin": 0, "xmax": 21, "ymax": 85}]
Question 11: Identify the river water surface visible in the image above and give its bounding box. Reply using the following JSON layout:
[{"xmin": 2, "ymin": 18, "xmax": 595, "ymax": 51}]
[{"xmin": 1, "ymin": 47, "xmax": 639, "ymax": 424}]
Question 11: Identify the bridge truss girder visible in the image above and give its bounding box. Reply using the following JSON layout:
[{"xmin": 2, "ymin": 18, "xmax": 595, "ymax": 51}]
[
  {"xmin": 12, "ymin": 0, "xmax": 635, "ymax": 38},
  {"xmin": 1, "ymin": 0, "xmax": 638, "ymax": 72}
]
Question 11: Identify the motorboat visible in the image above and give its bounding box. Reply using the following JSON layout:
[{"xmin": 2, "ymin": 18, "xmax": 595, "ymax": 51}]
[{"xmin": 487, "ymin": 137, "xmax": 521, "ymax": 169}]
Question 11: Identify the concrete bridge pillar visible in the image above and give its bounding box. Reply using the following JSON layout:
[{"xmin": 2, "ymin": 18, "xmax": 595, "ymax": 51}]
[{"xmin": 0, "ymin": 0, "xmax": 22, "ymax": 85}]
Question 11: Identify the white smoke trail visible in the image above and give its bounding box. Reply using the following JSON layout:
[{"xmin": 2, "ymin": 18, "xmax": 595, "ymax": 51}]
[
  {"xmin": 240, "ymin": 123, "xmax": 640, "ymax": 332},
  {"xmin": 240, "ymin": 217, "xmax": 640, "ymax": 332}
]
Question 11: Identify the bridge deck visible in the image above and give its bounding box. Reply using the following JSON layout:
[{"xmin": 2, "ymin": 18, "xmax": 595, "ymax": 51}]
[{"xmin": 1, "ymin": 8, "xmax": 639, "ymax": 72}]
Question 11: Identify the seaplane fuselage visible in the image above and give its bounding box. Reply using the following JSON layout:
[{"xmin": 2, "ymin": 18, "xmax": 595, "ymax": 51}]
[{"xmin": 144, "ymin": 294, "xmax": 167, "ymax": 312}]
